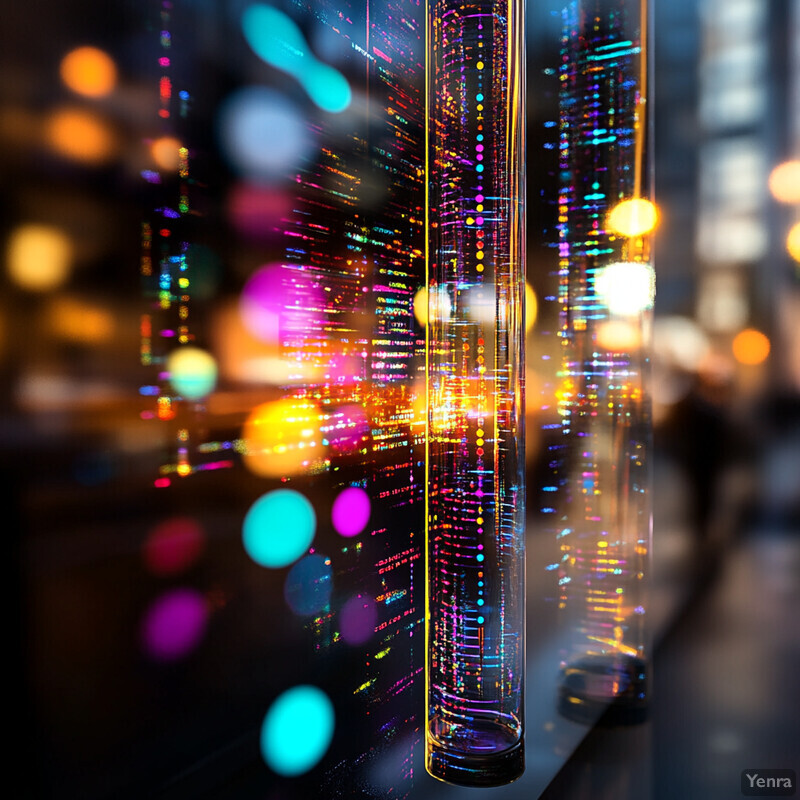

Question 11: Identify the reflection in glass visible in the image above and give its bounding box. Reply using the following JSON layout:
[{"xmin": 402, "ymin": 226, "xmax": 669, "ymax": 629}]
[
  {"xmin": 552, "ymin": 0, "xmax": 653, "ymax": 726},
  {"xmin": 425, "ymin": 0, "xmax": 526, "ymax": 786}
]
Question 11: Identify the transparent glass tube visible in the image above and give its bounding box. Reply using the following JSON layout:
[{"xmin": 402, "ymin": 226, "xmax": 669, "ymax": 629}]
[
  {"xmin": 553, "ymin": 0, "xmax": 653, "ymax": 725},
  {"xmin": 425, "ymin": 0, "xmax": 526, "ymax": 786}
]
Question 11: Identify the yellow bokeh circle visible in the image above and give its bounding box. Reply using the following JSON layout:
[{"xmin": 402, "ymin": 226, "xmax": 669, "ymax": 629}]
[
  {"xmin": 242, "ymin": 398, "xmax": 323, "ymax": 478},
  {"xmin": 769, "ymin": 161, "xmax": 800, "ymax": 205},
  {"xmin": 607, "ymin": 198, "xmax": 659, "ymax": 238},
  {"xmin": 6, "ymin": 224, "xmax": 72, "ymax": 291},
  {"xmin": 787, "ymin": 222, "xmax": 800, "ymax": 263}
]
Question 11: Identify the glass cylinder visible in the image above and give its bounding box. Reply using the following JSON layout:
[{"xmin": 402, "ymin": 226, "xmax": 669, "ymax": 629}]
[
  {"xmin": 552, "ymin": 0, "xmax": 654, "ymax": 725},
  {"xmin": 425, "ymin": 0, "xmax": 526, "ymax": 786}
]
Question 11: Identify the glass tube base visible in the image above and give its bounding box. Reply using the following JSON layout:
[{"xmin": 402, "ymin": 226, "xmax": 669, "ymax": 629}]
[
  {"xmin": 426, "ymin": 737, "xmax": 524, "ymax": 787},
  {"xmin": 557, "ymin": 653, "xmax": 649, "ymax": 726}
]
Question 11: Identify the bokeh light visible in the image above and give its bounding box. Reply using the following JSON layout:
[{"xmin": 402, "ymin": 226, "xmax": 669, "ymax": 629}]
[
  {"xmin": 239, "ymin": 263, "xmax": 322, "ymax": 345},
  {"xmin": 595, "ymin": 261, "xmax": 655, "ymax": 316},
  {"xmin": 218, "ymin": 87, "xmax": 312, "ymax": 182},
  {"xmin": 340, "ymin": 594, "xmax": 377, "ymax": 645},
  {"xmin": 242, "ymin": 488, "xmax": 316, "ymax": 568},
  {"xmin": 260, "ymin": 685, "xmax": 334, "ymax": 776},
  {"xmin": 140, "ymin": 588, "xmax": 208, "ymax": 661},
  {"xmin": 787, "ymin": 222, "xmax": 800, "ymax": 263},
  {"xmin": 151, "ymin": 136, "xmax": 183, "ymax": 171},
  {"xmin": 242, "ymin": 4, "xmax": 351, "ymax": 113},
  {"xmin": 227, "ymin": 183, "xmax": 291, "ymax": 242},
  {"xmin": 607, "ymin": 198, "xmax": 659, "ymax": 237},
  {"xmin": 242, "ymin": 398, "xmax": 323, "ymax": 477},
  {"xmin": 768, "ymin": 161, "xmax": 800, "ymax": 204},
  {"xmin": 166, "ymin": 347, "xmax": 218, "ymax": 400},
  {"xmin": 48, "ymin": 296, "xmax": 114, "ymax": 342},
  {"xmin": 525, "ymin": 282, "xmax": 538, "ymax": 332},
  {"xmin": 60, "ymin": 46, "xmax": 117, "ymax": 98},
  {"xmin": 6, "ymin": 224, "xmax": 72, "ymax": 291},
  {"xmin": 303, "ymin": 62, "xmax": 352, "ymax": 114},
  {"xmin": 143, "ymin": 517, "xmax": 205, "ymax": 576},
  {"xmin": 46, "ymin": 108, "xmax": 115, "ymax": 163},
  {"xmin": 283, "ymin": 554, "xmax": 333, "ymax": 615},
  {"xmin": 596, "ymin": 319, "xmax": 641, "ymax": 351},
  {"xmin": 331, "ymin": 486, "xmax": 371, "ymax": 537},
  {"xmin": 653, "ymin": 315, "xmax": 711, "ymax": 372},
  {"xmin": 413, "ymin": 287, "xmax": 428, "ymax": 327},
  {"xmin": 732, "ymin": 328, "xmax": 770, "ymax": 366}
]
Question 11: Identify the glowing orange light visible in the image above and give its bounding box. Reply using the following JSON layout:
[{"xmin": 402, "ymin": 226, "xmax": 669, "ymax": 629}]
[
  {"xmin": 787, "ymin": 222, "xmax": 800, "ymax": 263},
  {"xmin": 49, "ymin": 297, "xmax": 114, "ymax": 342},
  {"xmin": 6, "ymin": 224, "xmax": 72, "ymax": 291},
  {"xmin": 525, "ymin": 283, "xmax": 538, "ymax": 332},
  {"xmin": 607, "ymin": 198, "xmax": 659, "ymax": 237},
  {"xmin": 151, "ymin": 136, "xmax": 183, "ymax": 171},
  {"xmin": 768, "ymin": 161, "xmax": 800, "ymax": 204},
  {"xmin": 413, "ymin": 287, "xmax": 428, "ymax": 327},
  {"xmin": 46, "ymin": 108, "xmax": 115, "ymax": 163},
  {"xmin": 732, "ymin": 328, "xmax": 770, "ymax": 366},
  {"xmin": 60, "ymin": 46, "xmax": 117, "ymax": 98},
  {"xmin": 242, "ymin": 398, "xmax": 323, "ymax": 478}
]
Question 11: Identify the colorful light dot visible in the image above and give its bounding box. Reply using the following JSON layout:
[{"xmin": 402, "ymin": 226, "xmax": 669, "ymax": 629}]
[
  {"xmin": 525, "ymin": 282, "xmax": 538, "ymax": 332},
  {"xmin": 331, "ymin": 486, "xmax": 371, "ymax": 537},
  {"xmin": 768, "ymin": 161, "xmax": 800, "ymax": 204},
  {"xmin": 45, "ymin": 107, "xmax": 115, "ymax": 163},
  {"xmin": 151, "ymin": 136, "xmax": 183, "ymax": 170},
  {"xmin": 340, "ymin": 594, "xmax": 377, "ymax": 645},
  {"xmin": 284, "ymin": 554, "xmax": 333, "ymax": 615},
  {"xmin": 260, "ymin": 685, "xmax": 334, "ymax": 776},
  {"xmin": 141, "ymin": 588, "xmax": 208, "ymax": 661},
  {"xmin": 787, "ymin": 221, "xmax": 800, "ymax": 262},
  {"xmin": 242, "ymin": 5, "xmax": 351, "ymax": 113},
  {"xmin": 60, "ymin": 46, "xmax": 117, "ymax": 98},
  {"xmin": 595, "ymin": 261, "xmax": 655, "ymax": 316},
  {"xmin": 732, "ymin": 328, "xmax": 770, "ymax": 365},
  {"xmin": 166, "ymin": 347, "xmax": 218, "ymax": 400},
  {"xmin": 6, "ymin": 224, "xmax": 72, "ymax": 292},
  {"xmin": 242, "ymin": 398, "xmax": 323, "ymax": 478},
  {"xmin": 143, "ymin": 517, "xmax": 204, "ymax": 576},
  {"xmin": 219, "ymin": 87, "xmax": 312, "ymax": 180},
  {"xmin": 243, "ymin": 489, "xmax": 316, "ymax": 568},
  {"xmin": 607, "ymin": 198, "xmax": 659, "ymax": 237}
]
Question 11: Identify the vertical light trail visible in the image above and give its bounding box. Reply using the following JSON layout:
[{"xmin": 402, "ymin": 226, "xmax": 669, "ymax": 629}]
[
  {"xmin": 553, "ymin": 0, "xmax": 654, "ymax": 727},
  {"xmin": 425, "ymin": 0, "xmax": 526, "ymax": 786}
]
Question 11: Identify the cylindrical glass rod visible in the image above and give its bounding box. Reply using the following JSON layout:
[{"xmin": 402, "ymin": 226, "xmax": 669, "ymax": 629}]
[
  {"xmin": 553, "ymin": 0, "xmax": 654, "ymax": 726},
  {"xmin": 425, "ymin": 0, "xmax": 525, "ymax": 786}
]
